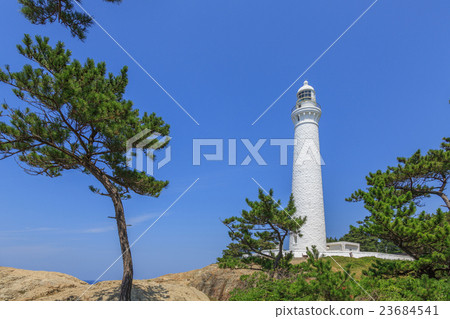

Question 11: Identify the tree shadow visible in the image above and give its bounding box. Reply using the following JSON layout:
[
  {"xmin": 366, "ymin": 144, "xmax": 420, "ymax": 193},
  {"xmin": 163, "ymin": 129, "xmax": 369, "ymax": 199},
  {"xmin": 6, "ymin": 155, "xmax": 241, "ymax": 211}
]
[{"xmin": 86, "ymin": 282, "xmax": 170, "ymax": 301}]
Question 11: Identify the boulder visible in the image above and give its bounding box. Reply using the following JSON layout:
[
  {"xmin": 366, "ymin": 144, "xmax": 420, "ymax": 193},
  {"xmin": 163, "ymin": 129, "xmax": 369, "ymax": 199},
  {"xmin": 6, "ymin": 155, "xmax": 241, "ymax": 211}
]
[{"xmin": 152, "ymin": 264, "xmax": 255, "ymax": 301}]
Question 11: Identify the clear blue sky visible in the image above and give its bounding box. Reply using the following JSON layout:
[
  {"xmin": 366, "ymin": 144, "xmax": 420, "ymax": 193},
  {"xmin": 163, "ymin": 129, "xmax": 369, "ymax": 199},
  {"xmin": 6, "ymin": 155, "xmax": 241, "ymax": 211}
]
[{"xmin": 0, "ymin": 0, "xmax": 449, "ymax": 280}]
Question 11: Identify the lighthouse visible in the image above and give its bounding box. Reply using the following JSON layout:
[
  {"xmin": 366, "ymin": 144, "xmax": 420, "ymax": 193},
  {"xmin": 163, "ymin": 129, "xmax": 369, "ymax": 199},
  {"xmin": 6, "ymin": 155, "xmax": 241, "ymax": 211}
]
[{"xmin": 289, "ymin": 81, "xmax": 327, "ymax": 254}]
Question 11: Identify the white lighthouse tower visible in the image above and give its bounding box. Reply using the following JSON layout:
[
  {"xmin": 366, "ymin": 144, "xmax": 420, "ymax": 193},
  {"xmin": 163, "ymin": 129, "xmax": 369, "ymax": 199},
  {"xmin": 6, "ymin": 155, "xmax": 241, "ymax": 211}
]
[{"xmin": 289, "ymin": 81, "xmax": 327, "ymax": 254}]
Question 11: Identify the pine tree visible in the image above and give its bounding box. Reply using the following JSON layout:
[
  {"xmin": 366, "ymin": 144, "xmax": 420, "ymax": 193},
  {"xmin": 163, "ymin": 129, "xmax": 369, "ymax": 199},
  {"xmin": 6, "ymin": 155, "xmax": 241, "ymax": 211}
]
[
  {"xmin": 326, "ymin": 236, "xmax": 338, "ymax": 242},
  {"xmin": 18, "ymin": 0, "xmax": 123, "ymax": 40},
  {"xmin": 358, "ymin": 137, "xmax": 450, "ymax": 211},
  {"xmin": 347, "ymin": 138, "xmax": 450, "ymax": 278},
  {"xmin": 0, "ymin": 35, "xmax": 170, "ymax": 300},
  {"xmin": 218, "ymin": 189, "xmax": 306, "ymax": 273}
]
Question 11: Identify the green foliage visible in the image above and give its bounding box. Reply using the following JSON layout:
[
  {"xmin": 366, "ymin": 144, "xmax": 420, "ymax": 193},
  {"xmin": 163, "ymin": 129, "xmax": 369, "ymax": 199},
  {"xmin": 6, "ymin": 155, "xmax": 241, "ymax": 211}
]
[
  {"xmin": 363, "ymin": 259, "xmax": 417, "ymax": 278},
  {"xmin": 218, "ymin": 189, "xmax": 306, "ymax": 272},
  {"xmin": 347, "ymin": 138, "xmax": 450, "ymax": 278},
  {"xmin": 360, "ymin": 275, "xmax": 450, "ymax": 301},
  {"xmin": 0, "ymin": 34, "xmax": 169, "ymax": 199},
  {"xmin": 18, "ymin": 0, "xmax": 123, "ymax": 40},
  {"xmin": 230, "ymin": 250, "xmax": 449, "ymax": 301},
  {"xmin": 326, "ymin": 236, "xmax": 338, "ymax": 242},
  {"xmin": 230, "ymin": 247, "xmax": 359, "ymax": 301},
  {"xmin": 339, "ymin": 225, "xmax": 402, "ymax": 254}
]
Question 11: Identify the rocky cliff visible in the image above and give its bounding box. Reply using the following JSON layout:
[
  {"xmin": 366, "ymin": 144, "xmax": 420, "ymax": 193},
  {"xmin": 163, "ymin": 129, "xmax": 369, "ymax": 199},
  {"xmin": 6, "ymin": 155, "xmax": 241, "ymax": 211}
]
[
  {"xmin": 0, "ymin": 266, "xmax": 209, "ymax": 301},
  {"xmin": 0, "ymin": 264, "xmax": 252, "ymax": 301}
]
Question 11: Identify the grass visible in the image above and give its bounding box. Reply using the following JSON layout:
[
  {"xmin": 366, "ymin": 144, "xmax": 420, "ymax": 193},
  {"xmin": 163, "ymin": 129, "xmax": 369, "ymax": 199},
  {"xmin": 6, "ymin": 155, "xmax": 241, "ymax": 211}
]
[
  {"xmin": 292, "ymin": 256, "xmax": 378, "ymax": 279},
  {"xmin": 323, "ymin": 256, "xmax": 377, "ymax": 279}
]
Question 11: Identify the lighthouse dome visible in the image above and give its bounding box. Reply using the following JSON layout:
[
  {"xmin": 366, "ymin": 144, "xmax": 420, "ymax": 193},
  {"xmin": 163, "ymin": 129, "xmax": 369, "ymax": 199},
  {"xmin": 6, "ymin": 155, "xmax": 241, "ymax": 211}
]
[
  {"xmin": 297, "ymin": 80, "xmax": 315, "ymax": 93},
  {"xmin": 297, "ymin": 80, "xmax": 316, "ymax": 102}
]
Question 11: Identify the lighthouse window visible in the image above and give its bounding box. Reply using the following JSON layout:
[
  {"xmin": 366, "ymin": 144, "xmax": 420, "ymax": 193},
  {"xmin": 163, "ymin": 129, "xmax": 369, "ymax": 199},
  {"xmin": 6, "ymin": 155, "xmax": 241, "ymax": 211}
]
[{"xmin": 298, "ymin": 90, "xmax": 312, "ymax": 100}]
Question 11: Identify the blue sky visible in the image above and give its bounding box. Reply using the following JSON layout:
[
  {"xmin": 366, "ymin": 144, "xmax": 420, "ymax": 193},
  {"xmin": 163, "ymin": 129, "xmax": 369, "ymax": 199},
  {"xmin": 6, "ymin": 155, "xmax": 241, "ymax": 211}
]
[{"xmin": 0, "ymin": 0, "xmax": 449, "ymax": 280}]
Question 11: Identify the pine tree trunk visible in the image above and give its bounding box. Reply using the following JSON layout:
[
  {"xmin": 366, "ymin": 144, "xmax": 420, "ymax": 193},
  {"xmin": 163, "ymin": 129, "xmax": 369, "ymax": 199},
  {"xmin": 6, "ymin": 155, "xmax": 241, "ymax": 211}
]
[
  {"xmin": 89, "ymin": 167, "xmax": 134, "ymax": 301},
  {"xmin": 274, "ymin": 245, "xmax": 283, "ymax": 270},
  {"xmin": 111, "ymin": 192, "xmax": 133, "ymax": 301},
  {"xmin": 272, "ymin": 237, "xmax": 286, "ymax": 278},
  {"xmin": 440, "ymin": 193, "xmax": 450, "ymax": 211}
]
